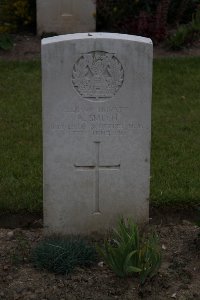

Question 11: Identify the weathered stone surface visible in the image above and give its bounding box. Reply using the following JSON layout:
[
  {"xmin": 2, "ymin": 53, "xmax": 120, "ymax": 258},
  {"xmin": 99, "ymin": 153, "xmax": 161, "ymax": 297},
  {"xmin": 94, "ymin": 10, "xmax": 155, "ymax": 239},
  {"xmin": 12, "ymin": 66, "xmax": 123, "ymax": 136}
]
[
  {"xmin": 37, "ymin": 0, "xmax": 95, "ymax": 35},
  {"xmin": 42, "ymin": 33, "xmax": 153, "ymax": 234}
]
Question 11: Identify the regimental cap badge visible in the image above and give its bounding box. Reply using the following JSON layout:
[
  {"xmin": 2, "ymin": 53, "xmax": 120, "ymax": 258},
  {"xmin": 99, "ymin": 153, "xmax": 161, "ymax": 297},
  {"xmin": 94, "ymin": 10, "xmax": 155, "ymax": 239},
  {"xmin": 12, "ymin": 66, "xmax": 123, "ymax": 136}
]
[{"xmin": 72, "ymin": 51, "xmax": 124, "ymax": 101}]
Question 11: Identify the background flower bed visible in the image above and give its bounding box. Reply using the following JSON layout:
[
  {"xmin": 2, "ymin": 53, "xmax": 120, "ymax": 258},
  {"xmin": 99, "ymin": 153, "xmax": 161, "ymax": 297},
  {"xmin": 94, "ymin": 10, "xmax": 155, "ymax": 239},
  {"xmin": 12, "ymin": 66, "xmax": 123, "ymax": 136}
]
[
  {"xmin": 0, "ymin": 0, "xmax": 199, "ymax": 44},
  {"xmin": 96, "ymin": 0, "xmax": 200, "ymax": 43},
  {"xmin": 0, "ymin": 0, "xmax": 36, "ymax": 33}
]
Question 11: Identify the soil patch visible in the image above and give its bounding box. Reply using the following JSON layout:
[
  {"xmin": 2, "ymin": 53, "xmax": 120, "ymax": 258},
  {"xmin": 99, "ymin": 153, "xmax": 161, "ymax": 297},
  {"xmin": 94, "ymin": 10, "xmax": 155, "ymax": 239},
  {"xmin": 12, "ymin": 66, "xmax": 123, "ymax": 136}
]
[
  {"xmin": 0, "ymin": 213, "xmax": 43, "ymax": 229},
  {"xmin": 0, "ymin": 224, "xmax": 199, "ymax": 300},
  {"xmin": 0, "ymin": 206, "xmax": 199, "ymax": 229},
  {"xmin": 0, "ymin": 34, "xmax": 41, "ymax": 61}
]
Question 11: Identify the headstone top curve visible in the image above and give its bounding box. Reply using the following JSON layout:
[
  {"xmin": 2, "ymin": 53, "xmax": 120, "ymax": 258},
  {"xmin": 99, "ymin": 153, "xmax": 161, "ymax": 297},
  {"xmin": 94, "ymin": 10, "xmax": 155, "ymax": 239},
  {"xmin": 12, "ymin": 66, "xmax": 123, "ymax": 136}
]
[{"xmin": 42, "ymin": 32, "xmax": 153, "ymax": 46}]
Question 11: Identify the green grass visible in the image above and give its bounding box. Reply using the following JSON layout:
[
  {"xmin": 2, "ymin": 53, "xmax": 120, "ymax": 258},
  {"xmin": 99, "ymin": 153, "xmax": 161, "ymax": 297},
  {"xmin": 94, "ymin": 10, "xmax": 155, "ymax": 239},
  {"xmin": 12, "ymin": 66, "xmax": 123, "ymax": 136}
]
[
  {"xmin": 0, "ymin": 57, "xmax": 200, "ymax": 212},
  {"xmin": 0, "ymin": 61, "xmax": 42, "ymax": 212},
  {"xmin": 151, "ymin": 57, "xmax": 200, "ymax": 206}
]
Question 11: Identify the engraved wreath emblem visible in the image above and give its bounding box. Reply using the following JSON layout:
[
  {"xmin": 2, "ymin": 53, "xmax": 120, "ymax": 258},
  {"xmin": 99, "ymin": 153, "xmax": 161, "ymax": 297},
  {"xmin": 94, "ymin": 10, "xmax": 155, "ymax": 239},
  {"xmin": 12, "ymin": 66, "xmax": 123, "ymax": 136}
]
[{"xmin": 72, "ymin": 51, "xmax": 124, "ymax": 100}]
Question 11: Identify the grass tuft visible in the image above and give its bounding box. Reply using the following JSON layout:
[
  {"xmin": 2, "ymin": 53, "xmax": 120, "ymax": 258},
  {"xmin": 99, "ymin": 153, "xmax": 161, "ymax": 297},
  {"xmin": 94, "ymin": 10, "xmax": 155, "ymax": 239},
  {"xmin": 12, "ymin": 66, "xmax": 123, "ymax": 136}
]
[
  {"xmin": 32, "ymin": 236, "xmax": 97, "ymax": 274},
  {"xmin": 0, "ymin": 33, "xmax": 13, "ymax": 51},
  {"xmin": 167, "ymin": 9, "xmax": 200, "ymax": 50}
]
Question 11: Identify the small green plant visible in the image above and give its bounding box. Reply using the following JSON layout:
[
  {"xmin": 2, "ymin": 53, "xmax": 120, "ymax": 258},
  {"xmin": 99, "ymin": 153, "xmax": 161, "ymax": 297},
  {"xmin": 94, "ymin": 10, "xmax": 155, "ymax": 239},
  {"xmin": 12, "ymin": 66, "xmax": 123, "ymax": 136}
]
[
  {"xmin": 138, "ymin": 234, "xmax": 161, "ymax": 284},
  {"xmin": 0, "ymin": 33, "xmax": 13, "ymax": 50},
  {"xmin": 167, "ymin": 25, "xmax": 191, "ymax": 50},
  {"xmin": 97, "ymin": 218, "xmax": 161, "ymax": 284},
  {"xmin": 32, "ymin": 236, "xmax": 97, "ymax": 274},
  {"xmin": 167, "ymin": 8, "xmax": 200, "ymax": 50}
]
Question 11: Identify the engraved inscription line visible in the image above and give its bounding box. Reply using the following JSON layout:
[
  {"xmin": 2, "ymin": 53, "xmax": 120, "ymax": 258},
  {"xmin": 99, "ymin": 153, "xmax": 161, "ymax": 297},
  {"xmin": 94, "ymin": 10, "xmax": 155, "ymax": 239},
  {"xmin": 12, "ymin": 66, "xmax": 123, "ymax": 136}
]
[{"xmin": 74, "ymin": 142, "xmax": 120, "ymax": 213}]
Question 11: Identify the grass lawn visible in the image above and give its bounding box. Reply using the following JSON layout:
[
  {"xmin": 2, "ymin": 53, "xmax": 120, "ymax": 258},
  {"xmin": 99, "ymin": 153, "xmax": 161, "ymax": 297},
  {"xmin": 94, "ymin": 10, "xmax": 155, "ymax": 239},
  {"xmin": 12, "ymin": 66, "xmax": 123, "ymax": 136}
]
[
  {"xmin": 0, "ymin": 61, "xmax": 42, "ymax": 212},
  {"xmin": 0, "ymin": 57, "xmax": 200, "ymax": 213}
]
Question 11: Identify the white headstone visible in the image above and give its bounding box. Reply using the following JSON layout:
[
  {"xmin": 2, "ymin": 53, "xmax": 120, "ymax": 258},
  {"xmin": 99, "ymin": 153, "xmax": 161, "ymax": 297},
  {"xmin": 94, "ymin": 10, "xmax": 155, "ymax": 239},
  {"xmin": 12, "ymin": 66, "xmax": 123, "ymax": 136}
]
[
  {"xmin": 37, "ymin": 0, "xmax": 95, "ymax": 35},
  {"xmin": 42, "ymin": 33, "xmax": 153, "ymax": 234}
]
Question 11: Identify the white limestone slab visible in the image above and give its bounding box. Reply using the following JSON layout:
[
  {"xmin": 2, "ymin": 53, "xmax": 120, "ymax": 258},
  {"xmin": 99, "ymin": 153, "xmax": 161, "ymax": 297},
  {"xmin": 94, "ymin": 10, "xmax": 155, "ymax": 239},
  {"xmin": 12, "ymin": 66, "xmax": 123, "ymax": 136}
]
[
  {"xmin": 37, "ymin": 0, "xmax": 95, "ymax": 35},
  {"xmin": 42, "ymin": 33, "xmax": 153, "ymax": 234}
]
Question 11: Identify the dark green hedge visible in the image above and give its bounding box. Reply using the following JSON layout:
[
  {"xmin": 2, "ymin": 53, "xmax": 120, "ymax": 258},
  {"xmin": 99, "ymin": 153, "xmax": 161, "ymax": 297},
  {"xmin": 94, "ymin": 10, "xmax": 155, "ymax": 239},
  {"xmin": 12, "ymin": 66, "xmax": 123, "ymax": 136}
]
[
  {"xmin": 0, "ymin": 0, "xmax": 199, "ymax": 41},
  {"xmin": 96, "ymin": 0, "xmax": 200, "ymax": 42}
]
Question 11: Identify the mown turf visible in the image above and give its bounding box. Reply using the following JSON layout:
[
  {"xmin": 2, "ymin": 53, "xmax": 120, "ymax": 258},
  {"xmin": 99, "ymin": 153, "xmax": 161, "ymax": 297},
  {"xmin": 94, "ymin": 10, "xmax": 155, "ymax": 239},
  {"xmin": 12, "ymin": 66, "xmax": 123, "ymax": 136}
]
[
  {"xmin": 0, "ymin": 57, "xmax": 200, "ymax": 212},
  {"xmin": 0, "ymin": 61, "xmax": 42, "ymax": 212},
  {"xmin": 151, "ymin": 57, "xmax": 200, "ymax": 206}
]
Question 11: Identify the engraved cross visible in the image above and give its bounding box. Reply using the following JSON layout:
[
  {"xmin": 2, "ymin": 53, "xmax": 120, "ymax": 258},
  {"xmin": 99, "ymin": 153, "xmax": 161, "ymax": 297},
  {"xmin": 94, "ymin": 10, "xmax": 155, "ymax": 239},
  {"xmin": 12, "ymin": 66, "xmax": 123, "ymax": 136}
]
[{"xmin": 74, "ymin": 142, "xmax": 120, "ymax": 214}]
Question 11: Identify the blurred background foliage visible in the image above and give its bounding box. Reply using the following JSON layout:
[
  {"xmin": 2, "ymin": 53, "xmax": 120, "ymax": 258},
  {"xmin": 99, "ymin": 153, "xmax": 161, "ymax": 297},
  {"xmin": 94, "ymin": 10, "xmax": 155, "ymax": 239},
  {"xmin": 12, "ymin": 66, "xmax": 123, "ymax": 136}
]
[
  {"xmin": 96, "ymin": 0, "xmax": 200, "ymax": 43},
  {"xmin": 0, "ymin": 0, "xmax": 199, "ymax": 45},
  {"xmin": 0, "ymin": 0, "xmax": 36, "ymax": 33}
]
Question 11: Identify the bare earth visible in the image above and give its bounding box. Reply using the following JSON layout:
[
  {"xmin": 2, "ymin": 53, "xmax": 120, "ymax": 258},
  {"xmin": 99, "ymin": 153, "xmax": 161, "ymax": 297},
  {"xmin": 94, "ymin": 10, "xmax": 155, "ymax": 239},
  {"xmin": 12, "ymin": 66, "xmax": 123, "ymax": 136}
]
[
  {"xmin": 0, "ymin": 34, "xmax": 200, "ymax": 300},
  {"xmin": 0, "ymin": 224, "xmax": 199, "ymax": 300}
]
